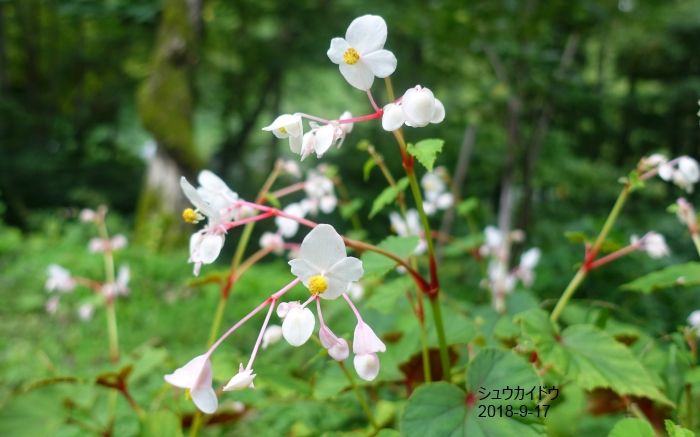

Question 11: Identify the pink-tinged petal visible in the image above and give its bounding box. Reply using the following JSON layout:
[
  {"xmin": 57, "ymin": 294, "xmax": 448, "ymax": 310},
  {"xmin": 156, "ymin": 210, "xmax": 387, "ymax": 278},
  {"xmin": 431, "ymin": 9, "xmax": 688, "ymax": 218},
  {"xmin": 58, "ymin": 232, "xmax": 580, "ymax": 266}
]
[
  {"xmin": 319, "ymin": 324, "xmax": 339, "ymax": 349},
  {"xmin": 328, "ymin": 338, "xmax": 349, "ymax": 361},
  {"xmin": 327, "ymin": 37, "xmax": 350, "ymax": 64},
  {"xmin": 282, "ymin": 306, "xmax": 315, "ymax": 346},
  {"xmin": 223, "ymin": 364, "xmax": 256, "ymax": 391},
  {"xmin": 164, "ymin": 354, "xmax": 210, "ymax": 389},
  {"xmin": 289, "ymin": 258, "xmax": 318, "ymax": 282},
  {"xmin": 191, "ymin": 386, "xmax": 218, "ymax": 414},
  {"xmin": 431, "ymin": 99, "xmax": 445, "ymax": 124},
  {"xmin": 289, "ymin": 133, "xmax": 303, "ymax": 154},
  {"xmin": 313, "ymin": 125, "xmax": 336, "ymax": 158},
  {"xmin": 196, "ymin": 233, "xmax": 225, "ymax": 264},
  {"xmin": 362, "ymin": 49, "xmax": 397, "ymax": 78},
  {"xmin": 382, "ymin": 103, "xmax": 405, "ymax": 131},
  {"xmin": 299, "ymin": 224, "xmax": 347, "ymax": 271},
  {"xmin": 327, "ymin": 257, "xmax": 363, "ymax": 283},
  {"xmin": 353, "ymin": 321, "xmax": 386, "ymax": 355},
  {"xmin": 339, "ymin": 62, "xmax": 374, "ymax": 91},
  {"xmin": 345, "ymin": 15, "xmax": 387, "ymax": 54},
  {"xmin": 353, "ymin": 353, "xmax": 380, "ymax": 381}
]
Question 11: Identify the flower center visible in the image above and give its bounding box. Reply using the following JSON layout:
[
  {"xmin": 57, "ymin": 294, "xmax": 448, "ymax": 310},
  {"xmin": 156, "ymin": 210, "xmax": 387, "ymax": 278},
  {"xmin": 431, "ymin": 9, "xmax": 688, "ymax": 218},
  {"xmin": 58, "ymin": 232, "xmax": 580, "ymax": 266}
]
[
  {"xmin": 343, "ymin": 48, "xmax": 360, "ymax": 65},
  {"xmin": 278, "ymin": 126, "xmax": 288, "ymax": 135},
  {"xmin": 182, "ymin": 208, "xmax": 200, "ymax": 224},
  {"xmin": 308, "ymin": 275, "xmax": 328, "ymax": 295}
]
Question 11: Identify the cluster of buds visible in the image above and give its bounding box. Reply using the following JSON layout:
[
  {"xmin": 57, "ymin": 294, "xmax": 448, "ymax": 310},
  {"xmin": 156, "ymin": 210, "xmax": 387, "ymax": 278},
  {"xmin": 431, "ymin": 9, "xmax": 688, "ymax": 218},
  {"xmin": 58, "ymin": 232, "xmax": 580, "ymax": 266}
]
[
  {"xmin": 45, "ymin": 207, "xmax": 130, "ymax": 320},
  {"xmin": 164, "ymin": 225, "xmax": 385, "ymax": 414},
  {"xmin": 263, "ymin": 15, "xmax": 445, "ymax": 161},
  {"xmin": 640, "ymin": 154, "xmax": 700, "ymax": 193},
  {"xmin": 478, "ymin": 226, "xmax": 541, "ymax": 313}
]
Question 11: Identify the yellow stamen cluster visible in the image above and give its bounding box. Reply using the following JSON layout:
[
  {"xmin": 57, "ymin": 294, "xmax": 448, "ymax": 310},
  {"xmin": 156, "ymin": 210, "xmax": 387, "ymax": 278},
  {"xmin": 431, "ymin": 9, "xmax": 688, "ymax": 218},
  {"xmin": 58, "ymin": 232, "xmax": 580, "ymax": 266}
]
[
  {"xmin": 278, "ymin": 126, "xmax": 288, "ymax": 135},
  {"xmin": 343, "ymin": 48, "xmax": 360, "ymax": 65},
  {"xmin": 308, "ymin": 275, "xmax": 328, "ymax": 295},
  {"xmin": 182, "ymin": 208, "xmax": 199, "ymax": 224}
]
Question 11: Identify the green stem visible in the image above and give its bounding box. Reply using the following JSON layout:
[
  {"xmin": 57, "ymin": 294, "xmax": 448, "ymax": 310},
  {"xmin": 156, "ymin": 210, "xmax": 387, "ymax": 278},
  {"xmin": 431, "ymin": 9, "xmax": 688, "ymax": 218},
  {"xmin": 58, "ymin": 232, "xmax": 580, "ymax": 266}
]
[
  {"xmin": 106, "ymin": 302, "xmax": 119, "ymax": 363},
  {"xmin": 428, "ymin": 296, "xmax": 451, "ymax": 381},
  {"xmin": 206, "ymin": 297, "xmax": 227, "ymax": 347},
  {"xmin": 97, "ymin": 219, "xmax": 119, "ymax": 362},
  {"xmin": 339, "ymin": 361, "xmax": 378, "ymax": 431},
  {"xmin": 550, "ymin": 185, "xmax": 631, "ymax": 322}
]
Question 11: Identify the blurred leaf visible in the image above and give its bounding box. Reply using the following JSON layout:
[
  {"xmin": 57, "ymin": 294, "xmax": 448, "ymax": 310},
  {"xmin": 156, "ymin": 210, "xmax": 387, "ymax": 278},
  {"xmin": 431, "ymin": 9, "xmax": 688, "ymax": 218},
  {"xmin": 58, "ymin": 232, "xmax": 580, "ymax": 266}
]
[
  {"xmin": 407, "ymin": 139, "xmax": 444, "ymax": 172},
  {"xmin": 517, "ymin": 309, "xmax": 672, "ymax": 406},
  {"xmin": 130, "ymin": 347, "xmax": 168, "ymax": 382},
  {"xmin": 365, "ymin": 277, "xmax": 412, "ymax": 314},
  {"xmin": 339, "ymin": 199, "xmax": 363, "ymax": 220},
  {"xmin": 363, "ymin": 157, "xmax": 376, "ymax": 181},
  {"xmin": 141, "ymin": 410, "xmax": 183, "ymax": 437},
  {"xmin": 608, "ymin": 418, "xmax": 654, "ymax": 437},
  {"xmin": 361, "ymin": 236, "xmax": 419, "ymax": 278},
  {"xmin": 457, "ymin": 197, "xmax": 479, "ymax": 216},
  {"xmin": 442, "ymin": 235, "xmax": 482, "ymax": 258},
  {"xmin": 621, "ymin": 262, "xmax": 700, "ymax": 293},
  {"xmin": 369, "ymin": 178, "xmax": 409, "ymax": 218},
  {"xmin": 664, "ymin": 419, "xmax": 694, "ymax": 437}
]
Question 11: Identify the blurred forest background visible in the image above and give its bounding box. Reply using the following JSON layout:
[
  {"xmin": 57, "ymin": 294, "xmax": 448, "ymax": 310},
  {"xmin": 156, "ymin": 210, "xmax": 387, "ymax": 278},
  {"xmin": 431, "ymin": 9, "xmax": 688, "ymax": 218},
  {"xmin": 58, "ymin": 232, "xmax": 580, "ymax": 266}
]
[{"xmin": 1, "ymin": 0, "xmax": 700, "ymax": 434}]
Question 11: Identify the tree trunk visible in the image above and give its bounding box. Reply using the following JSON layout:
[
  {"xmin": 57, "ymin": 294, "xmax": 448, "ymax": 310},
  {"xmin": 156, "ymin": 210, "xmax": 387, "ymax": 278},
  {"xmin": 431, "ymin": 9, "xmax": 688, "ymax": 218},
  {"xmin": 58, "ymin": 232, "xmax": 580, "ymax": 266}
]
[{"xmin": 134, "ymin": 0, "xmax": 202, "ymax": 246}]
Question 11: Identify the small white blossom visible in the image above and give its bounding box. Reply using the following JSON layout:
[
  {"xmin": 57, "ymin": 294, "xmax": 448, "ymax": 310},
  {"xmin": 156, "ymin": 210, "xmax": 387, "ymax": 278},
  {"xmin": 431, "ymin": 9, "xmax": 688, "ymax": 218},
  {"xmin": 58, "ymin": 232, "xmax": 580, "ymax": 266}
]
[
  {"xmin": 353, "ymin": 353, "xmax": 381, "ymax": 381},
  {"xmin": 421, "ymin": 168, "xmax": 453, "ymax": 215},
  {"xmin": 45, "ymin": 264, "xmax": 75, "ymax": 293},
  {"xmin": 78, "ymin": 303, "xmax": 95, "ymax": 321},
  {"xmin": 79, "ymin": 209, "xmax": 96, "ymax": 223},
  {"xmin": 688, "ymin": 310, "xmax": 700, "ymax": 333},
  {"xmin": 319, "ymin": 325, "xmax": 349, "ymax": 361},
  {"xmin": 303, "ymin": 170, "xmax": 337, "ymax": 215},
  {"xmin": 659, "ymin": 156, "xmax": 700, "ymax": 193},
  {"xmin": 261, "ymin": 325, "xmax": 283, "ymax": 349},
  {"xmin": 164, "ymin": 354, "xmax": 217, "ymax": 414},
  {"xmin": 289, "ymin": 224, "xmax": 364, "ymax": 300},
  {"xmin": 632, "ymin": 232, "xmax": 670, "ymax": 259},
  {"xmin": 300, "ymin": 124, "xmax": 336, "ymax": 160},
  {"xmin": 389, "ymin": 210, "xmax": 426, "ymax": 254},
  {"xmin": 348, "ymin": 282, "xmax": 365, "ymax": 301},
  {"xmin": 259, "ymin": 232, "xmax": 284, "ymax": 254},
  {"xmin": 281, "ymin": 303, "xmax": 315, "ymax": 347},
  {"xmin": 223, "ymin": 364, "xmax": 256, "ymax": 391},
  {"xmin": 516, "ymin": 248, "xmax": 541, "ymax": 287},
  {"xmin": 639, "ymin": 153, "xmax": 667, "ymax": 171},
  {"xmin": 276, "ymin": 202, "xmax": 306, "ymax": 238},
  {"xmin": 352, "ymin": 320, "xmax": 386, "ymax": 381},
  {"xmin": 327, "ymin": 15, "xmax": 397, "ymax": 91},
  {"xmin": 381, "ymin": 85, "xmax": 445, "ymax": 131},
  {"xmin": 263, "ymin": 114, "xmax": 304, "ymax": 154},
  {"xmin": 281, "ymin": 160, "xmax": 301, "ymax": 178}
]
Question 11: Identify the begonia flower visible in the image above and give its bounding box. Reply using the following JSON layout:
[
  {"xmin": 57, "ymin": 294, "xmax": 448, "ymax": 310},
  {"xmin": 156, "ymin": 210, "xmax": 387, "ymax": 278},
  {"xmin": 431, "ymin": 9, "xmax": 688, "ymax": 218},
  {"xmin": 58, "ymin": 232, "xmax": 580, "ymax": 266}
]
[
  {"xmin": 223, "ymin": 364, "xmax": 256, "ymax": 391},
  {"xmin": 45, "ymin": 264, "xmax": 76, "ymax": 293},
  {"xmin": 327, "ymin": 15, "xmax": 397, "ymax": 91},
  {"xmin": 263, "ymin": 114, "xmax": 304, "ymax": 154},
  {"xmin": 164, "ymin": 354, "xmax": 218, "ymax": 414}
]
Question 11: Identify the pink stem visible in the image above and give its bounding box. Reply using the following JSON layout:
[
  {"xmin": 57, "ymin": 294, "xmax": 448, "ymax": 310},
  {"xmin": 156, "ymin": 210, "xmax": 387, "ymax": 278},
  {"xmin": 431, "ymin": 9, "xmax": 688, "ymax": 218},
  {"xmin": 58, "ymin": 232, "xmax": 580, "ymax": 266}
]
[
  {"xmin": 205, "ymin": 278, "xmax": 300, "ymax": 358},
  {"xmin": 246, "ymin": 299, "xmax": 276, "ymax": 370},
  {"xmin": 315, "ymin": 296, "xmax": 326, "ymax": 327},
  {"xmin": 223, "ymin": 211, "xmax": 275, "ymax": 230},
  {"xmin": 301, "ymin": 294, "xmax": 315, "ymax": 309},
  {"xmin": 588, "ymin": 243, "xmax": 642, "ymax": 270},
  {"xmin": 337, "ymin": 111, "xmax": 383, "ymax": 124},
  {"xmin": 639, "ymin": 157, "xmax": 680, "ymax": 181},
  {"xmin": 342, "ymin": 293, "xmax": 363, "ymax": 322},
  {"xmin": 235, "ymin": 200, "xmax": 318, "ymax": 229},
  {"xmin": 271, "ymin": 182, "xmax": 306, "ymax": 199},
  {"xmin": 367, "ymin": 90, "xmax": 380, "ymax": 112}
]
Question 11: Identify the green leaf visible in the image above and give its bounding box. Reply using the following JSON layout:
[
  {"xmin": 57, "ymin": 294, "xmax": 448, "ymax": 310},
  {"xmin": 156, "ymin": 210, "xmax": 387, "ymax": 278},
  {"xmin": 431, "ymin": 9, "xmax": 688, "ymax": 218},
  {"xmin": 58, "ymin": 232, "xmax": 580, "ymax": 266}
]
[
  {"xmin": 339, "ymin": 198, "xmax": 363, "ymax": 220},
  {"xmin": 363, "ymin": 157, "xmax": 376, "ymax": 181},
  {"xmin": 141, "ymin": 410, "xmax": 183, "ymax": 437},
  {"xmin": 365, "ymin": 277, "xmax": 412, "ymax": 314},
  {"xmin": 516, "ymin": 309, "xmax": 672, "ymax": 406},
  {"xmin": 664, "ymin": 419, "xmax": 695, "ymax": 437},
  {"xmin": 621, "ymin": 262, "xmax": 700, "ymax": 293},
  {"xmin": 457, "ymin": 197, "xmax": 479, "ymax": 216},
  {"xmin": 369, "ymin": 177, "xmax": 409, "ymax": 218},
  {"xmin": 401, "ymin": 349, "xmax": 544, "ymax": 437},
  {"xmin": 608, "ymin": 418, "xmax": 654, "ymax": 437},
  {"xmin": 361, "ymin": 236, "xmax": 419, "ymax": 278},
  {"xmin": 407, "ymin": 139, "xmax": 444, "ymax": 171}
]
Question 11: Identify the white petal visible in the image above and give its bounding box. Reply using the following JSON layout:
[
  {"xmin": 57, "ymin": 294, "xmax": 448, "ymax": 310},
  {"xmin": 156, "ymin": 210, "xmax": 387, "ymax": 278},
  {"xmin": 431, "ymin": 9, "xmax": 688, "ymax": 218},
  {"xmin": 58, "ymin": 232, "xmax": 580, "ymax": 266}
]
[
  {"xmin": 299, "ymin": 224, "xmax": 347, "ymax": 272},
  {"xmin": 223, "ymin": 364, "xmax": 256, "ymax": 391},
  {"xmin": 319, "ymin": 195, "xmax": 337, "ymax": 214},
  {"xmin": 319, "ymin": 325, "xmax": 339, "ymax": 349},
  {"xmin": 198, "ymin": 170, "xmax": 229, "ymax": 192},
  {"xmin": 289, "ymin": 258, "xmax": 318, "ymax": 282},
  {"xmin": 520, "ymin": 248, "xmax": 541, "ymax": 270},
  {"xmin": 679, "ymin": 156, "xmax": 700, "ymax": 183},
  {"xmin": 289, "ymin": 133, "xmax": 303, "ymax": 154},
  {"xmin": 327, "ymin": 37, "xmax": 350, "ymax": 64},
  {"xmin": 402, "ymin": 86, "xmax": 436, "ymax": 128},
  {"xmin": 345, "ymin": 15, "xmax": 387, "ymax": 54},
  {"xmin": 194, "ymin": 233, "xmax": 225, "ymax": 264},
  {"xmin": 353, "ymin": 353, "xmax": 380, "ymax": 381},
  {"xmin": 353, "ymin": 321, "xmax": 386, "ymax": 355},
  {"xmin": 328, "ymin": 339, "xmax": 349, "ymax": 361},
  {"xmin": 262, "ymin": 325, "xmax": 283, "ymax": 349},
  {"xmin": 313, "ymin": 125, "xmax": 336, "ymax": 158},
  {"xmin": 320, "ymin": 276, "xmax": 349, "ymax": 300},
  {"xmin": 282, "ymin": 306, "xmax": 315, "ymax": 346},
  {"xmin": 431, "ymin": 99, "xmax": 446, "ymax": 124},
  {"xmin": 180, "ymin": 177, "xmax": 217, "ymax": 217},
  {"xmin": 276, "ymin": 203, "xmax": 304, "ymax": 238},
  {"xmin": 362, "ymin": 49, "xmax": 397, "ymax": 78},
  {"xmin": 164, "ymin": 354, "xmax": 210, "ymax": 389},
  {"xmin": 382, "ymin": 103, "xmax": 405, "ymax": 131},
  {"xmin": 327, "ymin": 257, "xmax": 363, "ymax": 283},
  {"xmin": 658, "ymin": 163, "xmax": 673, "ymax": 181},
  {"xmin": 339, "ymin": 62, "xmax": 374, "ymax": 91},
  {"xmin": 191, "ymin": 386, "xmax": 218, "ymax": 414}
]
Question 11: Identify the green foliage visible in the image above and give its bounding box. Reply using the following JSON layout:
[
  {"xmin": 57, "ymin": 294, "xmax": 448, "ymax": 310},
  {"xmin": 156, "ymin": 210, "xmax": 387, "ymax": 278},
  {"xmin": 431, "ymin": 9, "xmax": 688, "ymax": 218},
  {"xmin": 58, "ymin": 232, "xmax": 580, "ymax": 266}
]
[
  {"xmin": 361, "ymin": 236, "xmax": 419, "ymax": 278},
  {"xmin": 665, "ymin": 420, "xmax": 695, "ymax": 437},
  {"xmin": 621, "ymin": 262, "xmax": 700, "ymax": 293},
  {"xmin": 608, "ymin": 418, "xmax": 655, "ymax": 437},
  {"xmin": 369, "ymin": 178, "xmax": 409, "ymax": 218},
  {"xmin": 406, "ymin": 139, "xmax": 444, "ymax": 172}
]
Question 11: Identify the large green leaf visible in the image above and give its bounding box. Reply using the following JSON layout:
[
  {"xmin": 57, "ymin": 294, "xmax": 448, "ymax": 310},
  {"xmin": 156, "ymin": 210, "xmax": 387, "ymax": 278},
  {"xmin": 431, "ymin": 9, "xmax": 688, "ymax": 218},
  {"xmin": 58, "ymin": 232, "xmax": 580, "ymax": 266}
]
[
  {"xmin": 664, "ymin": 420, "xmax": 695, "ymax": 437},
  {"xmin": 141, "ymin": 410, "xmax": 183, "ymax": 437},
  {"xmin": 407, "ymin": 139, "xmax": 444, "ymax": 171},
  {"xmin": 517, "ymin": 309, "xmax": 672, "ymax": 406},
  {"xmin": 621, "ymin": 262, "xmax": 700, "ymax": 293},
  {"xmin": 369, "ymin": 177, "xmax": 409, "ymax": 218},
  {"xmin": 401, "ymin": 349, "xmax": 544, "ymax": 437},
  {"xmin": 361, "ymin": 236, "xmax": 419, "ymax": 278},
  {"xmin": 608, "ymin": 418, "xmax": 654, "ymax": 437}
]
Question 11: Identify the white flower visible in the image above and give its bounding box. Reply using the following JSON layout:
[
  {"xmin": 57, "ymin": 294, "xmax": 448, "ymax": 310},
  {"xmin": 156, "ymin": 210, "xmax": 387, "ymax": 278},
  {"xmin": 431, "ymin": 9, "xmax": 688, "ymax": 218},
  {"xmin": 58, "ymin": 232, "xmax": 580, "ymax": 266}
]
[
  {"xmin": 688, "ymin": 310, "xmax": 700, "ymax": 332},
  {"xmin": 348, "ymin": 282, "xmax": 365, "ymax": 301},
  {"xmin": 300, "ymin": 124, "xmax": 336, "ymax": 160},
  {"xmin": 79, "ymin": 209, "xmax": 96, "ymax": 223},
  {"xmin": 338, "ymin": 111, "xmax": 354, "ymax": 135},
  {"xmin": 276, "ymin": 202, "xmax": 306, "ymax": 238},
  {"xmin": 164, "ymin": 354, "xmax": 217, "ymax": 414},
  {"xmin": 327, "ymin": 15, "xmax": 397, "ymax": 91},
  {"xmin": 263, "ymin": 114, "xmax": 304, "ymax": 154},
  {"xmin": 381, "ymin": 103, "xmax": 405, "ymax": 131},
  {"xmin": 640, "ymin": 153, "xmax": 667, "ymax": 171},
  {"xmin": 303, "ymin": 170, "xmax": 337, "ymax": 215},
  {"xmin": 223, "ymin": 364, "xmax": 256, "ymax": 391},
  {"xmin": 402, "ymin": 86, "xmax": 445, "ymax": 128},
  {"xmin": 281, "ymin": 303, "xmax": 315, "ymax": 347},
  {"xmin": 421, "ymin": 168, "xmax": 453, "ymax": 215},
  {"xmin": 389, "ymin": 210, "xmax": 425, "ymax": 254},
  {"xmin": 282, "ymin": 160, "xmax": 302, "ymax": 178},
  {"xmin": 659, "ymin": 156, "xmax": 700, "ymax": 193},
  {"xmin": 353, "ymin": 353, "xmax": 381, "ymax": 381},
  {"xmin": 517, "ymin": 248, "xmax": 541, "ymax": 287},
  {"xmin": 260, "ymin": 232, "xmax": 284, "ymax": 254},
  {"xmin": 78, "ymin": 303, "xmax": 94, "ymax": 321},
  {"xmin": 319, "ymin": 325, "xmax": 349, "ymax": 361},
  {"xmin": 181, "ymin": 171, "xmax": 240, "ymax": 275},
  {"xmin": 676, "ymin": 198, "xmax": 696, "ymax": 228},
  {"xmin": 479, "ymin": 226, "xmax": 504, "ymax": 257},
  {"xmin": 288, "ymin": 224, "xmax": 364, "ymax": 300},
  {"xmin": 633, "ymin": 232, "xmax": 670, "ymax": 259},
  {"xmin": 261, "ymin": 325, "xmax": 283, "ymax": 349},
  {"xmin": 45, "ymin": 264, "xmax": 75, "ymax": 293}
]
